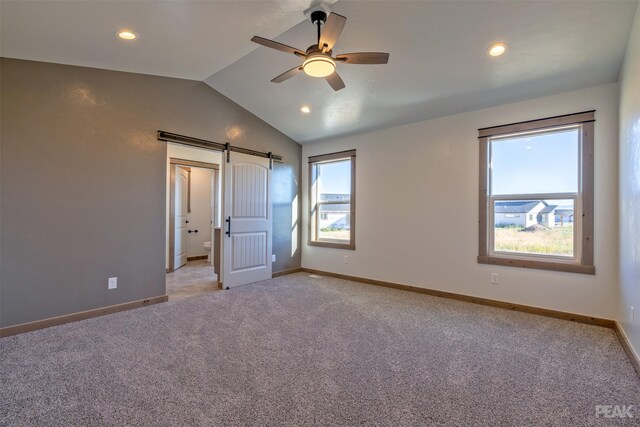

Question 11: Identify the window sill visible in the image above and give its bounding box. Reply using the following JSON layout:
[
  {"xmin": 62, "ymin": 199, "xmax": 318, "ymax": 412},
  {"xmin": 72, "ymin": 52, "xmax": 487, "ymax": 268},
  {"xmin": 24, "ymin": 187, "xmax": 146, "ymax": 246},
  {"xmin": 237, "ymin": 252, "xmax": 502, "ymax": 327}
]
[
  {"xmin": 477, "ymin": 255, "xmax": 595, "ymax": 275},
  {"xmin": 308, "ymin": 240, "xmax": 355, "ymax": 250}
]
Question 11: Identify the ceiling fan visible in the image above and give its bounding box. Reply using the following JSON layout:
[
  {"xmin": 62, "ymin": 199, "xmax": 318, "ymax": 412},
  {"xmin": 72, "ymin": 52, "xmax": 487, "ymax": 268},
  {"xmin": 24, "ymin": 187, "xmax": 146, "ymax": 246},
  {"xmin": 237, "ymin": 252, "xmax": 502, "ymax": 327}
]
[{"xmin": 251, "ymin": 10, "xmax": 389, "ymax": 91}]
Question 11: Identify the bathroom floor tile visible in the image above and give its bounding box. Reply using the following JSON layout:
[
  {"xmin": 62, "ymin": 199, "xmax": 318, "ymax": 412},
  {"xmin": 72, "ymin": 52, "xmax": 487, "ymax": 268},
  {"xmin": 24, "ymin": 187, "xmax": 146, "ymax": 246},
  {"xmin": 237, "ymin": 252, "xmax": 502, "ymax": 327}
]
[{"xmin": 165, "ymin": 260, "xmax": 219, "ymax": 301}]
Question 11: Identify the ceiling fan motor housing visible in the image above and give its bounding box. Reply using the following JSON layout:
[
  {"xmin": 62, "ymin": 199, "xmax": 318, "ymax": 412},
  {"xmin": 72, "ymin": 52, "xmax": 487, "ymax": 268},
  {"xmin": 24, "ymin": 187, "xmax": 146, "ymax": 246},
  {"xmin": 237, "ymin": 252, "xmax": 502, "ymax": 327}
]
[{"xmin": 302, "ymin": 45, "xmax": 335, "ymax": 78}]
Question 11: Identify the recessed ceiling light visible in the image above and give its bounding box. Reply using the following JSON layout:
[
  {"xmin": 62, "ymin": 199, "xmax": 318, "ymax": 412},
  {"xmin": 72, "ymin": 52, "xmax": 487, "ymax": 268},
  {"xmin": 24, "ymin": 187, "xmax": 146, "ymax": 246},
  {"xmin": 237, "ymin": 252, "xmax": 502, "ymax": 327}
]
[
  {"xmin": 117, "ymin": 31, "xmax": 137, "ymax": 40},
  {"xmin": 488, "ymin": 43, "xmax": 507, "ymax": 57},
  {"xmin": 301, "ymin": 106, "xmax": 311, "ymax": 114}
]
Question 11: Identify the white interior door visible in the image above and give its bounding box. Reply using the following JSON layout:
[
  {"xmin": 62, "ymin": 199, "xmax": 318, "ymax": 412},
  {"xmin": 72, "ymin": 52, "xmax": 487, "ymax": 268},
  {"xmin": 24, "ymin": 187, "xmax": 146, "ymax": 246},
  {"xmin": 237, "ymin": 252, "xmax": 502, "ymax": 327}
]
[
  {"xmin": 222, "ymin": 151, "xmax": 272, "ymax": 288},
  {"xmin": 186, "ymin": 168, "xmax": 212, "ymax": 258},
  {"xmin": 211, "ymin": 169, "xmax": 218, "ymax": 267},
  {"xmin": 174, "ymin": 166, "xmax": 189, "ymax": 269}
]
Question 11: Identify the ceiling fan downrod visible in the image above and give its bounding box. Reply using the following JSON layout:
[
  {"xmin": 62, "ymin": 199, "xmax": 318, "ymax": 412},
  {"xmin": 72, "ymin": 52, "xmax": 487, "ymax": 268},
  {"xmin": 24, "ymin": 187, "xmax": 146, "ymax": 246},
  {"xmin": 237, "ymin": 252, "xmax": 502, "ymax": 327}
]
[{"xmin": 310, "ymin": 10, "xmax": 327, "ymax": 45}]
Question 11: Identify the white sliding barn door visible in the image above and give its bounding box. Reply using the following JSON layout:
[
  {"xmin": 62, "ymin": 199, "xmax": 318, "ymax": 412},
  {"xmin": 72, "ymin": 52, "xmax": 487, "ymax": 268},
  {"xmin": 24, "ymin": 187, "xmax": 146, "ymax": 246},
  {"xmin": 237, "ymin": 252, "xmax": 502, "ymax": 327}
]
[{"xmin": 222, "ymin": 151, "xmax": 272, "ymax": 288}]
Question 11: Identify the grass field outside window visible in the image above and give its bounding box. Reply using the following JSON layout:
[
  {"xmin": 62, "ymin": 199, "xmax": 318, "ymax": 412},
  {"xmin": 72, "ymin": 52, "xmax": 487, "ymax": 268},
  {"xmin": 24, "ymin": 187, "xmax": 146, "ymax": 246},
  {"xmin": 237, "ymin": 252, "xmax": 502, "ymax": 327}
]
[{"xmin": 494, "ymin": 224, "xmax": 574, "ymax": 257}]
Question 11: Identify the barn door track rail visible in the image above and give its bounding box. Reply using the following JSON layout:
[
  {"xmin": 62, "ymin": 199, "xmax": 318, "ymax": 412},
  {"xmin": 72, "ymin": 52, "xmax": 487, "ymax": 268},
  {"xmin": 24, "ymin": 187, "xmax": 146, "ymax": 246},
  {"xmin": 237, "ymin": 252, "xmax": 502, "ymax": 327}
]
[{"xmin": 157, "ymin": 131, "xmax": 283, "ymax": 163}]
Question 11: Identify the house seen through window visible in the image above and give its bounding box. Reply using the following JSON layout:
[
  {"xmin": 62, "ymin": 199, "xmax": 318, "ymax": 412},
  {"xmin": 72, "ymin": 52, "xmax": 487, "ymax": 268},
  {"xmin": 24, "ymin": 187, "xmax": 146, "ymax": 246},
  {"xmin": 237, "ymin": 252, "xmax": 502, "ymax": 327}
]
[
  {"xmin": 478, "ymin": 111, "xmax": 595, "ymax": 274},
  {"xmin": 308, "ymin": 150, "xmax": 356, "ymax": 249}
]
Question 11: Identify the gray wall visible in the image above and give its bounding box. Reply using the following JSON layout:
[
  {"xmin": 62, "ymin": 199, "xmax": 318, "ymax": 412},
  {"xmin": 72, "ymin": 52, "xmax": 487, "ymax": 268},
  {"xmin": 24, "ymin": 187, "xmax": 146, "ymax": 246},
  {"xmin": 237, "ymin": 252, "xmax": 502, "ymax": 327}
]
[{"xmin": 0, "ymin": 58, "xmax": 302, "ymax": 328}]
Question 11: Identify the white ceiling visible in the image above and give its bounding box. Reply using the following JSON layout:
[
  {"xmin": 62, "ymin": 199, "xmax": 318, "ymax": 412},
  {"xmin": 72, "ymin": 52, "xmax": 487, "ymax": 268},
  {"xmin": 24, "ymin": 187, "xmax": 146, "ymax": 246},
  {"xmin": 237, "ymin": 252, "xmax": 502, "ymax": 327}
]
[
  {"xmin": 1, "ymin": 1, "xmax": 638, "ymax": 143},
  {"xmin": 206, "ymin": 0, "xmax": 639, "ymax": 143},
  {"xmin": 0, "ymin": 0, "xmax": 320, "ymax": 80}
]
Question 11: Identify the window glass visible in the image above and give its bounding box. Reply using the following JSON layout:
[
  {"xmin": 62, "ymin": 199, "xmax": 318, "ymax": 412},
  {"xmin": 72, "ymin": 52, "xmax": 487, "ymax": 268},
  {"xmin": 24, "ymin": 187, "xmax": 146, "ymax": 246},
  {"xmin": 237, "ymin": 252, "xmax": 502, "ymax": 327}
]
[
  {"xmin": 493, "ymin": 199, "xmax": 574, "ymax": 257},
  {"xmin": 491, "ymin": 128, "xmax": 579, "ymax": 195},
  {"xmin": 318, "ymin": 203, "xmax": 351, "ymax": 241},
  {"xmin": 316, "ymin": 159, "xmax": 351, "ymax": 243},
  {"xmin": 317, "ymin": 160, "xmax": 351, "ymax": 196}
]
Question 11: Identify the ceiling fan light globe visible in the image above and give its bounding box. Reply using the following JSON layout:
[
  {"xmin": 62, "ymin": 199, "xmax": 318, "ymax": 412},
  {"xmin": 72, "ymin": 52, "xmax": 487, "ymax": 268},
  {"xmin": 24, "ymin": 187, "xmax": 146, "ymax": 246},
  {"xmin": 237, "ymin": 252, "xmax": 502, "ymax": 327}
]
[{"xmin": 302, "ymin": 55, "xmax": 336, "ymax": 78}]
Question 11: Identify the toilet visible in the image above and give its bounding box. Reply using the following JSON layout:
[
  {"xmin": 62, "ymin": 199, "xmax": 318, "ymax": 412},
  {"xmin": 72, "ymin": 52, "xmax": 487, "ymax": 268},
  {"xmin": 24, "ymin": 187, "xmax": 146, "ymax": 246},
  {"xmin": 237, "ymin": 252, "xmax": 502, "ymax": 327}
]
[{"xmin": 203, "ymin": 241, "xmax": 212, "ymax": 263}]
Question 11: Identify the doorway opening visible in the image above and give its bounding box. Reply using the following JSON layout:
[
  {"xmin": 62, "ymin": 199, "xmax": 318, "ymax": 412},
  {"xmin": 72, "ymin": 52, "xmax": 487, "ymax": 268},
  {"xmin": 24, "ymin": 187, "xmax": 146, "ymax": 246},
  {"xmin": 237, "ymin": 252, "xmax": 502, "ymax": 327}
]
[
  {"xmin": 166, "ymin": 146, "xmax": 221, "ymax": 300},
  {"xmin": 161, "ymin": 133, "xmax": 277, "ymax": 292}
]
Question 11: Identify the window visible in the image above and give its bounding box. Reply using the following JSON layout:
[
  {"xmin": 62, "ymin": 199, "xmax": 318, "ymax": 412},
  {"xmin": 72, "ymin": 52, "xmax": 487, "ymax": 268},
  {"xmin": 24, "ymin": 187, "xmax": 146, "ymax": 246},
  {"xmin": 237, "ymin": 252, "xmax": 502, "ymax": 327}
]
[
  {"xmin": 478, "ymin": 111, "xmax": 595, "ymax": 274},
  {"xmin": 308, "ymin": 150, "xmax": 356, "ymax": 249}
]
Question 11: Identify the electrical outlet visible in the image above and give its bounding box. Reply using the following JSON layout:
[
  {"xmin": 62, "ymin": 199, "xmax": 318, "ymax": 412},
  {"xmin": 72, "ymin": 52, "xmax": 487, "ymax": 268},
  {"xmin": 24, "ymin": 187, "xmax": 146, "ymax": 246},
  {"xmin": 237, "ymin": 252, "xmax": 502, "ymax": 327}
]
[
  {"xmin": 108, "ymin": 277, "xmax": 117, "ymax": 290},
  {"xmin": 343, "ymin": 255, "xmax": 349, "ymax": 264},
  {"xmin": 491, "ymin": 273, "xmax": 499, "ymax": 285},
  {"xmin": 272, "ymin": 254, "xmax": 276, "ymax": 263}
]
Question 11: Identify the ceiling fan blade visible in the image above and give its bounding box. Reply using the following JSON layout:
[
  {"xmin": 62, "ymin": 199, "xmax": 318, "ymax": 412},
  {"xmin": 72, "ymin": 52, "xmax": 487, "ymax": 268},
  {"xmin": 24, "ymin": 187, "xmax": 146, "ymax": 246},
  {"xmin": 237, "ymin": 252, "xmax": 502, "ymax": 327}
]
[
  {"xmin": 251, "ymin": 36, "xmax": 305, "ymax": 57},
  {"xmin": 271, "ymin": 66, "xmax": 303, "ymax": 83},
  {"xmin": 319, "ymin": 12, "xmax": 347, "ymax": 51},
  {"xmin": 335, "ymin": 52, "xmax": 390, "ymax": 64},
  {"xmin": 325, "ymin": 72, "xmax": 345, "ymax": 91}
]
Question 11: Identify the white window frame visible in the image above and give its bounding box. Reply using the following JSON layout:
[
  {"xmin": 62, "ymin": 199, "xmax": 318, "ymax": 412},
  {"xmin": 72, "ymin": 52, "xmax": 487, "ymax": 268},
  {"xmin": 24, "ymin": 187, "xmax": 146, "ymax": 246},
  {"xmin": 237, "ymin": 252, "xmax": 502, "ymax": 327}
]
[
  {"xmin": 478, "ymin": 111, "xmax": 595, "ymax": 274},
  {"xmin": 308, "ymin": 150, "xmax": 356, "ymax": 250}
]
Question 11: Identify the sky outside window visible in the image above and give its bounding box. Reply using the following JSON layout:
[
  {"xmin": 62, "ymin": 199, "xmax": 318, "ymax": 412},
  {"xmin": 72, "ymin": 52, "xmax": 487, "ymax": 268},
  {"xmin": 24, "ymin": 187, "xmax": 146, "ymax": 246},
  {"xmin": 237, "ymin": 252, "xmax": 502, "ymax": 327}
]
[
  {"xmin": 491, "ymin": 128, "xmax": 579, "ymax": 195},
  {"xmin": 318, "ymin": 159, "xmax": 351, "ymax": 195}
]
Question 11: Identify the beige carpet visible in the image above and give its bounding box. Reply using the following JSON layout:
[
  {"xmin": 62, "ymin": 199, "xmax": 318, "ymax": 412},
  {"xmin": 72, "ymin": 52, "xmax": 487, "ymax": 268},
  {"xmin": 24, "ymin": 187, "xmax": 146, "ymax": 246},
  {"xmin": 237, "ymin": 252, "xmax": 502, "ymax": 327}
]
[{"xmin": 1, "ymin": 273, "xmax": 638, "ymax": 426}]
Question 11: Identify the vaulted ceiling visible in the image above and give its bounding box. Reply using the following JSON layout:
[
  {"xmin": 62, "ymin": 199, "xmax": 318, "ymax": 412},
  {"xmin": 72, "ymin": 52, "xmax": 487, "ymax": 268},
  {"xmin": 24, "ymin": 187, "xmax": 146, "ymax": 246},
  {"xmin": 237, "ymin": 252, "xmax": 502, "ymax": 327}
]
[
  {"xmin": 2, "ymin": 0, "xmax": 638, "ymax": 143},
  {"xmin": 0, "ymin": 0, "xmax": 322, "ymax": 80}
]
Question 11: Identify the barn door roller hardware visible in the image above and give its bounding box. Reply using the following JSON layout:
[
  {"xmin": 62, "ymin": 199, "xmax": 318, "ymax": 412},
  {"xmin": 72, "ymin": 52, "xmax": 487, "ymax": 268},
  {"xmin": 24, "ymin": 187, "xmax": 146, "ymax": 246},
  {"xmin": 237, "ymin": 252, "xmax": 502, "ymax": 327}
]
[
  {"xmin": 157, "ymin": 131, "xmax": 284, "ymax": 163},
  {"xmin": 225, "ymin": 142, "xmax": 231, "ymax": 163}
]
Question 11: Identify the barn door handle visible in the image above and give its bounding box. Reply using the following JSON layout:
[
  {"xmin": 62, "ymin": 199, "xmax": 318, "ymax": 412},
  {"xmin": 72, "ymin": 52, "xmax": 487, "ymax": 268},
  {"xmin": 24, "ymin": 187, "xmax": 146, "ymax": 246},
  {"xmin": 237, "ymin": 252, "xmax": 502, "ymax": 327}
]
[{"xmin": 225, "ymin": 216, "xmax": 231, "ymax": 237}]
